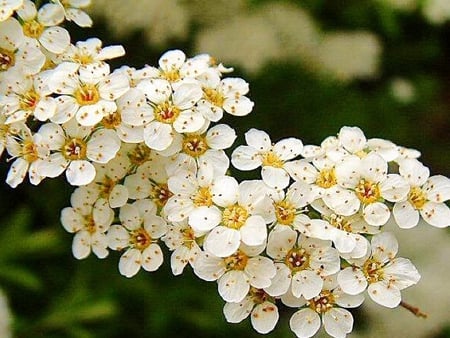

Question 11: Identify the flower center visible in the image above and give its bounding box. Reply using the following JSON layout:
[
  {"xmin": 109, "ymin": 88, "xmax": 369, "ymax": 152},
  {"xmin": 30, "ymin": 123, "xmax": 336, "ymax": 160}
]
[
  {"xmin": 21, "ymin": 138, "xmax": 39, "ymax": 163},
  {"xmin": 102, "ymin": 111, "xmax": 122, "ymax": 129},
  {"xmin": 363, "ymin": 258, "xmax": 384, "ymax": 284},
  {"xmin": 19, "ymin": 90, "xmax": 40, "ymax": 111},
  {"xmin": 203, "ymin": 87, "xmax": 225, "ymax": 107},
  {"xmin": 222, "ymin": 204, "xmax": 249, "ymax": 229},
  {"xmin": 154, "ymin": 101, "xmax": 180, "ymax": 124},
  {"xmin": 328, "ymin": 214, "xmax": 352, "ymax": 232},
  {"xmin": 75, "ymin": 84, "xmax": 100, "ymax": 106},
  {"xmin": 127, "ymin": 143, "xmax": 152, "ymax": 167},
  {"xmin": 130, "ymin": 228, "xmax": 152, "ymax": 251},
  {"xmin": 261, "ymin": 150, "xmax": 284, "ymax": 168},
  {"xmin": 161, "ymin": 69, "xmax": 181, "ymax": 82},
  {"xmin": 22, "ymin": 20, "xmax": 44, "ymax": 39},
  {"xmin": 315, "ymin": 168, "xmax": 337, "ymax": 188},
  {"xmin": 182, "ymin": 226, "xmax": 196, "ymax": 249},
  {"xmin": 98, "ymin": 176, "xmax": 116, "ymax": 198},
  {"xmin": 74, "ymin": 52, "xmax": 94, "ymax": 65},
  {"xmin": 408, "ymin": 186, "xmax": 427, "ymax": 210},
  {"xmin": 0, "ymin": 48, "xmax": 15, "ymax": 71},
  {"xmin": 224, "ymin": 250, "xmax": 248, "ymax": 271},
  {"xmin": 84, "ymin": 215, "xmax": 96, "ymax": 234},
  {"xmin": 62, "ymin": 138, "xmax": 87, "ymax": 160},
  {"xmin": 274, "ymin": 200, "xmax": 296, "ymax": 225},
  {"xmin": 182, "ymin": 134, "xmax": 208, "ymax": 157},
  {"xmin": 249, "ymin": 287, "xmax": 274, "ymax": 305},
  {"xmin": 355, "ymin": 179, "xmax": 381, "ymax": 204},
  {"xmin": 308, "ymin": 290, "xmax": 335, "ymax": 314},
  {"xmin": 192, "ymin": 186, "xmax": 213, "ymax": 207},
  {"xmin": 151, "ymin": 183, "xmax": 172, "ymax": 207},
  {"xmin": 285, "ymin": 248, "xmax": 310, "ymax": 272}
]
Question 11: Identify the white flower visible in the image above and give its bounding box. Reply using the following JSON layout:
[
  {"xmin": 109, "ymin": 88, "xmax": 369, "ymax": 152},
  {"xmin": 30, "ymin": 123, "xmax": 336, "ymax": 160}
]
[
  {"xmin": 55, "ymin": 37, "xmax": 125, "ymax": 69},
  {"xmin": 194, "ymin": 248, "xmax": 276, "ymax": 303},
  {"xmin": 393, "ymin": 158, "xmax": 450, "ymax": 228},
  {"xmin": 162, "ymin": 219, "xmax": 202, "ymax": 275},
  {"xmin": 0, "ymin": 72, "xmax": 56, "ymax": 123},
  {"xmin": 107, "ymin": 200, "xmax": 167, "ymax": 277},
  {"xmin": 223, "ymin": 287, "xmax": 279, "ymax": 334},
  {"xmin": 202, "ymin": 178, "xmax": 274, "ymax": 257},
  {"xmin": 16, "ymin": 0, "xmax": 70, "ymax": 54},
  {"xmin": 329, "ymin": 152, "xmax": 410, "ymax": 225},
  {"xmin": 270, "ymin": 180, "xmax": 318, "ymax": 234},
  {"xmin": 49, "ymin": 62, "xmax": 130, "ymax": 126},
  {"xmin": 172, "ymin": 123, "xmax": 237, "ymax": 176},
  {"xmin": 136, "ymin": 78, "xmax": 204, "ymax": 151},
  {"xmin": 197, "ymin": 71, "xmax": 254, "ymax": 121},
  {"xmin": 232, "ymin": 128, "xmax": 303, "ymax": 189},
  {"xmin": 84, "ymin": 154, "xmax": 131, "ymax": 208},
  {"xmin": 60, "ymin": 197, "xmax": 113, "ymax": 259},
  {"xmin": 0, "ymin": 18, "xmax": 45, "ymax": 77},
  {"xmin": 5, "ymin": 123, "xmax": 49, "ymax": 187},
  {"xmin": 53, "ymin": 0, "xmax": 93, "ymax": 27},
  {"xmin": 337, "ymin": 232, "xmax": 421, "ymax": 308},
  {"xmin": 265, "ymin": 226, "xmax": 340, "ymax": 299},
  {"xmin": 0, "ymin": 0, "xmax": 23, "ymax": 21},
  {"xmin": 163, "ymin": 165, "xmax": 219, "ymax": 225},
  {"xmin": 37, "ymin": 120, "xmax": 121, "ymax": 185},
  {"xmin": 289, "ymin": 285, "xmax": 363, "ymax": 338}
]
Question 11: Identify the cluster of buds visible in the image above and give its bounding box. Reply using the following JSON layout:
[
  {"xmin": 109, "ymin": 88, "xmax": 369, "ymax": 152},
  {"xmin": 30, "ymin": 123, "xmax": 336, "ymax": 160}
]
[{"xmin": 1, "ymin": 1, "xmax": 449, "ymax": 337}]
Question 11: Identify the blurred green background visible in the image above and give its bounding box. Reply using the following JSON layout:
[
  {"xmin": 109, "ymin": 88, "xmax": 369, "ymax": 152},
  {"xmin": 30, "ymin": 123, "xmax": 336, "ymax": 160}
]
[{"xmin": 0, "ymin": 0, "xmax": 449, "ymax": 337}]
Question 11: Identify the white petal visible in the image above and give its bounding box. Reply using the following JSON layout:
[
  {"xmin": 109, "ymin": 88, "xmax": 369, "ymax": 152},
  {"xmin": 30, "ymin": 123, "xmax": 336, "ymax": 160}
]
[
  {"xmin": 292, "ymin": 270, "xmax": 323, "ymax": 299},
  {"xmin": 380, "ymin": 174, "xmax": 409, "ymax": 202},
  {"xmin": 188, "ymin": 206, "xmax": 222, "ymax": 232},
  {"xmin": 338, "ymin": 126, "xmax": 366, "ymax": 153},
  {"xmin": 141, "ymin": 243, "xmax": 164, "ymax": 272},
  {"xmin": 204, "ymin": 226, "xmax": 240, "ymax": 257},
  {"xmin": 240, "ymin": 215, "xmax": 267, "ymax": 246},
  {"xmin": 274, "ymin": 138, "xmax": 303, "ymax": 161},
  {"xmin": 289, "ymin": 308, "xmax": 321, "ymax": 338},
  {"xmin": 362, "ymin": 202, "xmax": 390, "ymax": 226},
  {"xmin": 143, "ymin": 122, "xmax": 173, "ymax": 151},
  {"xmin": 384, "ymin": 257, "xmax": 420, "ymax": 289},
  {"xmin": 262, "ymin": 166, "xmax": 290, "ymax": 189},
  {"xmin": 66, "ymin": 160, "xmax": 96, "ymax": 186},
  {"xmin": 119, "ymin": 248, "xmax": 141, "ymax": 277},
  {"xmin": 245, "ymin": 256, "xmax": 276, "ymax": 288},
  {"xmin": 264, "ymin": 263, "xmax": 292, "ymax": 297},
  {"xmin": 173, "ymin": 109, "xmax": 205, "ymax": 133},
  {"xmin": 337, "ymin": 267, "xmax": 367, "ymax": 295},
  {"xmin": 423, "ymin": 175, "xmax": 450, "ymax": 202},
  {"xmin": 211, "ymin": 176, "xmax": 238, "ymax": 207},
  {"xmin": 251, "ymin": 302, "xmax": 279, "ymax": 334},
  {"xmin": 231, "ymin": 145, "xmax": 261, "ymax": 170},
  {"xmin": 6, "ymin": 158, "xmax": 28, "ymax": 188},
  {"xmin": 393, "ymin": 201, "xmax": 419, "ymax": 229},
  {"xmin": 60, "ymin": 207, "xmax": 84, "ymax": 233},
  {"xmin": 72, "ymin": 230, "xmax": 91, "ymax": 259},
  {"xmin": 205, "ymin": 124, "xmax": 236, "ymax": 149},
  {"xmin": 218, "ymin": 270, "xmax": 250, "ymax": 303},
  {"xmin": 245, "ymin": 128, "xmax": 271, "ymax": 151},
  {"xmin": 420, "ymin": 202, "xmax": 450, "ymax": 228},
  {"xmin": 323, "ymin": 308, "xmax": 354, "ymax": 338},
  {"xmin": 223, "ymin": 297, "xmax": 253, "ymax": 323},
  {"xmin": 107, "ymin": 225, "xmax": 130, "ymax": 250},
  {"xmin": 368, "ymin": 282, "xmax": 401, "ymax": 308},
  {"xmin": 109, "ymin": 184, "xmax": 129, "ymax": 208},
  {"xmin": 371, "ymin": 232, "xmax": 398, "ymax": 263},
  {"xmin": 39, "ymin": 26, "xmax": 70, "ymax": 54}
]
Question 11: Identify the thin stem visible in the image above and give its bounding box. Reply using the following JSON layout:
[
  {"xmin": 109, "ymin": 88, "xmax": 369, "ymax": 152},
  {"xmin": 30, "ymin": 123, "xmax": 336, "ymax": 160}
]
[{"xmin": 400, "ymin": 301, "xmax": 428, "ymax": 318}]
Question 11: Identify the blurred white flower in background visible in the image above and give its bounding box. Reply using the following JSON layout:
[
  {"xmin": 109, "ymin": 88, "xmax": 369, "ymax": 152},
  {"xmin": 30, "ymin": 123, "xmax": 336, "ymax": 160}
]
[
  {"xmin": 390, "ymin": 77, "xmax": 416, "ymax": 103},
  {"xmin": 315, "ymin": 32, "xmax": 381, "ymax": 82},
  {"xmin": 90, "ymin": 0, "xmax": 190, "ymax": 46},
  {"xmin": 0, "ymin": 289, "xmax": 12, "ymax": 338},
  {"xmin": 422, "ymin": 0, "xmax": 450, "ymax": 25}
]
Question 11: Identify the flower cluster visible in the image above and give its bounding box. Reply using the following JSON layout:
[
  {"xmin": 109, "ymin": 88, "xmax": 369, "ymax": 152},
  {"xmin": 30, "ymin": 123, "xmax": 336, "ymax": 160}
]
[{"xmin": 1, "ymin": 2, "xmax": 449, "ymax": 338}]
